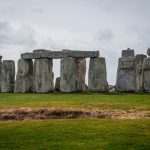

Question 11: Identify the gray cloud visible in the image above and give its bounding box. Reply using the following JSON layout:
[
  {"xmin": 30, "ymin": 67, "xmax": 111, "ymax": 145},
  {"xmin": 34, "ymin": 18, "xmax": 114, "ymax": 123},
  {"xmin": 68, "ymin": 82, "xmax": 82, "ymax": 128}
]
[{"xmin": 0, "ymin": 21, "xmax": 36, "ymax": 48}]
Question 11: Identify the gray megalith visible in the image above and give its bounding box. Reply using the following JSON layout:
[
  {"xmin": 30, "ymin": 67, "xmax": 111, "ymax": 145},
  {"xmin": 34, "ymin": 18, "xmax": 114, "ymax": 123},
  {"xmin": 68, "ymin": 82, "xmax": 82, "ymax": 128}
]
[
  {"xmin": 135, "ymin": 54, "xmax": 147, "ymax": 93},
  {"xmin": 33, "ymin": 58, "xmax": 54, "ymax": 93},
  {"xmin": 1, "ymin": 60, "xmax": 15, "ymax": 92},
  {"xmin": 75, "ymin": 58, "xmax": 86, "ymax": 91},
  {"xmin": 14, "ymin": 59, "xmax": 33, "ymax": 93},
  {"xmin": 116, "ymin": 56, "xmax": 136, "ymax": 92},
  {"xmin": 88, "ymin": 57, "xmax": 108, "ymax": 92},
  {"xmin": 143, "ymin": 57, "xmax": 150, "ymax": 92},
  {"xmin": 60, "ymin": 57, "xmax": 76, "ymax": 92}
]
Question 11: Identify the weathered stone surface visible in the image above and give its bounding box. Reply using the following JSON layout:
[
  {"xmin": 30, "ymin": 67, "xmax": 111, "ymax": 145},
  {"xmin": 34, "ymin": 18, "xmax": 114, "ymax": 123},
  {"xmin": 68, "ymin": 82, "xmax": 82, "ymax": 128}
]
[
  {"xmin": 75, "ymin": 58, "xmax": 86, "ymax": 91},
  {"xmin": 0, "ymin": 56, "xmax": 2, "ymax": 91},
  {"xmin": 147, "ymin": 48, "xmax": 150, "ymax": 56},
  {"xmin": 14, "ymin": 59, "xmax": 33, "ymax": 93},
  {"xmin": 88, "ymin": 57, "xmax": 108, "ymax": 92},
  {"xmin": 33, "ymin": 49, "xmax": 51, "ymax": 53},
  {"xmin": 33, "ymin": 58, "xmax": 54, "ymax": 93},
  {"xmin": 60, "ymin": 57, "xmax": 76, "ymax": 92},
  {"xmin": 135, "ymin": 54, "xmax": 147, "ymax": 93},
  {"xmin": 122, "ymin": 48, "xmax": 135, "ymax": 57},
  {"xmin": 63, "ymin": 49, "xmax": 99, "ymax": 58},
  {"xmin": 1, "ymin": 60, "xmax": 15, "ymax": 92},
  {"xmin": 143, "ymin": 57, "xmax": 150, "ymax": 92},
  {"xmin": 55, "ymin": 77, "xmax": 61, "ymax": 91},
  {"xmin": 21, "ymin": 50, "xmax": 99, "ymax": 59},
  {"xmin": 116, "ymin": 57, "xmax": 136, "ymax": 92}
]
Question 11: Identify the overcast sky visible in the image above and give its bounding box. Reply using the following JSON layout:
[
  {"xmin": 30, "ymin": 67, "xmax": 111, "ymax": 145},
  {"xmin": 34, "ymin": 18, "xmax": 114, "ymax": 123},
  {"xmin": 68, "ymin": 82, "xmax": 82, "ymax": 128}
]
[{"xmin": 0, "ymin": 0, "xmax": 150, "ymax": 84}]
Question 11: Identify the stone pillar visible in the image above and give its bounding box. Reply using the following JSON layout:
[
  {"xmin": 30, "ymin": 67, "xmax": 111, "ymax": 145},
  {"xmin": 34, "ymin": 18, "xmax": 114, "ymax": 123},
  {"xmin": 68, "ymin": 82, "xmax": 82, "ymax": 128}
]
[
  {"xmin": 88, "ymin": 57, "xmax": 108, "ymax": 92},
  {"xmin": 143, "ymin": 49, "xmax": 150, "ymax": 92},
  {"xmin": 60, "ymin": 57, "xmax": 76, "ymax": 92},
  {"xmin": 33, "ymin": 58, "xmax": 54, "ymax": 93},
  {"xmin": 55, "ymin": 77, "xmax": 61, "ymax": 92},
  {"xmin": 0, "ymin": 56, "xmax": 2, "ymax": 91},
  {"xmin": 1, "ymin": 60, "xmax": 15, "ymax": 92},
  {"xmin": 75, "ymin": 58, "xmax": 86, "ymax": 91},
  {"xmin": 116, "ymin": 49, "xmax": 135, "ymax": 92},
  {"xmin": 14, "ymin": 59, "xmax": 33, "ymax": 93},
  {"xmin": 135, "ymin": 54, "xmax": 147, "ymax": 93}
]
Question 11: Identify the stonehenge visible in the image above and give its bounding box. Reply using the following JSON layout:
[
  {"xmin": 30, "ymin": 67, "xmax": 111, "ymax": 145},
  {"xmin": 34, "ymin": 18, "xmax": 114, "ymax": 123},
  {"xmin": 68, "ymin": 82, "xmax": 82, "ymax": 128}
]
[
  {"xmin": 116, "ymin": 48, "xmax": 150, "ymax": 93},
  {"xmin": 0, "ymin": 48, "xmax": 150, "ymax": 93}
]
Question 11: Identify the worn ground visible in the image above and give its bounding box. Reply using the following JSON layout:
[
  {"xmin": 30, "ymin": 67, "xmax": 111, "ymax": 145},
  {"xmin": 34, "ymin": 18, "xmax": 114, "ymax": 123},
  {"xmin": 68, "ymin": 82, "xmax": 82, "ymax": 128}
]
[
  {"xmin": 0, "ymin": 92, "xmax": 150, "ymax": 121},
  {"xmin": 0, "ymin": 93, "xmax": 150, "ymax": 150}
]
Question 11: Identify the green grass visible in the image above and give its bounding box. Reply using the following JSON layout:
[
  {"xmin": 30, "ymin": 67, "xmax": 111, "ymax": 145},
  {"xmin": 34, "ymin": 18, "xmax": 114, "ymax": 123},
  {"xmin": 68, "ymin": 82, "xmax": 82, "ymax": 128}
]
[
  {"xmin": 0, "ymin": 119, "xmax": 150, "ymax": 150},
  {"xmin": 0, "ymin": 93, "xmax": 150, "ymax": 111},
  {"xmin": 0, "ymin": 93, "xmax": 150, "ymax": 149}
]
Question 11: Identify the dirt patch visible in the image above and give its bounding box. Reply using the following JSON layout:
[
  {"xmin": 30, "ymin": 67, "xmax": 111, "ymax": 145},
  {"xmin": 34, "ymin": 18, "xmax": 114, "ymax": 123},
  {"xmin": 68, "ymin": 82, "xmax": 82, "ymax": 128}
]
[{"xmin": 0, "ymin": 108, "xmax": 150, "ymax": 121}]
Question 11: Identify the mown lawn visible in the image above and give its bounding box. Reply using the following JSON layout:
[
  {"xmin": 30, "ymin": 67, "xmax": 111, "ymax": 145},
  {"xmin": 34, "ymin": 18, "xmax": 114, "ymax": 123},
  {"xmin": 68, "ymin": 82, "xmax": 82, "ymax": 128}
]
[
  {"xmin": 0, "ymin": 93, "xmax": 150, "ymax": 111},
  {"xmin": 0, "ymin": 119, "xmax": 150, "ymax": 150}
]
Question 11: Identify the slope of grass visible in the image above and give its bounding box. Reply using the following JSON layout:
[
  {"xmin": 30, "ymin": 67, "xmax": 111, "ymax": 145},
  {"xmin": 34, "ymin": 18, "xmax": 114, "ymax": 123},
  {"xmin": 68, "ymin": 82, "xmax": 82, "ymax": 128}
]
[
  {"xmin": 0, "ymin": 119, "xmax": 150, "ymax": 150},
  {"xmin": 0, "ymin": 93, "xmax": 150, "ymax": 111}
]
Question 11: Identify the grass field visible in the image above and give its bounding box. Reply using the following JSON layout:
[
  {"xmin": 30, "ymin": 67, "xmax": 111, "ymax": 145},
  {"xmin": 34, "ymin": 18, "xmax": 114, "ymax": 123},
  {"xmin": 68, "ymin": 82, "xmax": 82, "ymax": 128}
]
[
  {"xmin": 0, "ymin": 119, "xmax": 150, "ymax": 150},
  {"xmin": 0, "ymin": 93, "xmax": 150, "ymax": 110},
  {"xmin": 0, "ymin": 93, "xmax": 150, "ymax": 150}
]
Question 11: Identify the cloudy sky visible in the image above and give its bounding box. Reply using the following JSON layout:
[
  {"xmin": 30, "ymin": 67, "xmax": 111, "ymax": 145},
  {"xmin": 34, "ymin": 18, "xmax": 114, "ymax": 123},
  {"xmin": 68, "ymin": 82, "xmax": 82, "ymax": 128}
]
[{"xmin": 0, "ymin": 0, "xmax": 150, "ymax": 84}]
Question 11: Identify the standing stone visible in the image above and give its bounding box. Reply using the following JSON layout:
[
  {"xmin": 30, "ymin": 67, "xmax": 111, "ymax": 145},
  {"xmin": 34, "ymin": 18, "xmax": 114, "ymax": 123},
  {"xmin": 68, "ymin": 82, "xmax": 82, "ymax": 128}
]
[
  {"xmin": 147, "ymin": 48, "xmax": 150, "ymax": 56},
  {"xmin": 1, "ymin": 60, "xmax": 15, "ymax": 92},
  {"xmin": 14, "ymin": 59, "xmax": 33, "ymax": 93},
  {"xmin": 88, "ymin": 57, "xmax": 108, "ymax": 92},
  {"xmin": 122, "ymin": 48, "xmax": 135, "ymax": 57},
  {"xmin": 135, "ymin": 54, "xmax": 147, "ymax": 93},
  {"xmin": 60, "ymin": 57, "xmax": 76, "ymax": 92},
  {"xmin": 55, "ymin": 77, "xmax": 61, "ymax": 91},
  {"xmin": 75, "ymin": 58, "xmax": 86, "ymax": 91},
  {"xmin": 33, "ymin": 58, "xmax": 54, "ymax": 93},
  {"xmin": 116, "ymin": 57, "xmax": 136, "ymax": 92},
  {"xmin": 143, "ymin": 57, "xmax": 150, "ymax": 92}
]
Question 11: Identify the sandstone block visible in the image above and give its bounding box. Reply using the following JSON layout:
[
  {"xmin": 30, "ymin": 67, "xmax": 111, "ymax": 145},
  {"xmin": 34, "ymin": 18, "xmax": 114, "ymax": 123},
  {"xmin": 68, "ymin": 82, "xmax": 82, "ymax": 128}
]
[
  {"xmin": 147, "ymin": 48, "xmax": 150, "ymax": 56},
  {"xmin": 1, "ymin": 60, "xmax": 15, "ymax": 92},
  {"xmin": 135, "ymin": 54, "xmax": 147, "ymax": 92},
  {"xmin": 88, "ymin": 57, "xmax": 108, "ymax": 92},
  {"xmin": 143, "ymin": 57, "xmax": 150, "ymax": 92},
  {"xmin": 60, "ymin": 57, "xmax": 76, "ymax": 92},
  {"xmin": 14, "ymin": 59, "xmax": 33, "ymax": 93},
  {"xmin": 33, "ymin": 58, "xmax": 54, "ymax": 93},
  {"xmin": 122, "ymin": 48, "xmax": 135, "ymax": 57},
  {"xmin": 116, "ymin": 57, "xmax": 135, "ymax": 92},
  {"xmin": 75, "ymin": 58, "xmax": 86, "ymax": 91}
]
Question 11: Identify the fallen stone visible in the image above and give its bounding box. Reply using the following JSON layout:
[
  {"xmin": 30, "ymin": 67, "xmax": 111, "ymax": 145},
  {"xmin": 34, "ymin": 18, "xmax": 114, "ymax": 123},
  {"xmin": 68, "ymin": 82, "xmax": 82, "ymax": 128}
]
[
  {"xmin": 33, "ymin": 58, "xmax": 54, "ymax": 93},
  {"xmin": 88, "ymin": 57, "xmax": 108, "ymax": 92},
  {"xmin": 147, "ymin": 48, "xmax": 150, "ymax": 56},
  {"xmin": 75, "ymin": 58, "xmax": 86, "ymax": 91},
  {"xmin": 143, "ymin": 57, "xmax": 150, "ymax": 92},
  {"xmin": 116, "ymin": 57, "xmax": 136, "ymax": 92},
  {"xmin": 55, "ymin": 77, "xmax": 61, "ymax": 91},
  {"xmin": 14, "ymin": 59, "xmax": 33, "ymax": 93},
  {"xmin": 135, "ymin": 54, "xmax": 147, "ymax": 93},
  {"xmin": 122, "ymin": 48, "xmax": 135, "ymax": 57},
  {"xmin": 1, "ymin": 60, "xmax": 15, "ymax": 92},
  {"xmin": 60, "ymin": 57, "xmax": 76, "ymax": 92}
]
